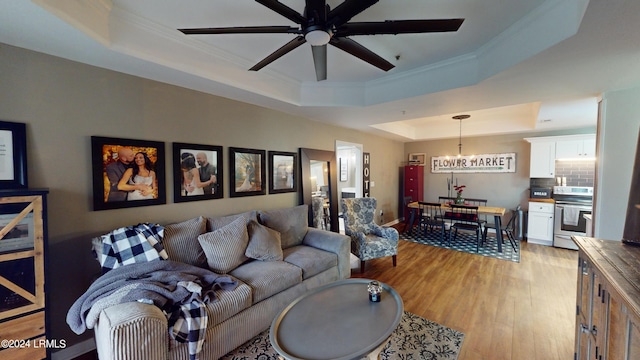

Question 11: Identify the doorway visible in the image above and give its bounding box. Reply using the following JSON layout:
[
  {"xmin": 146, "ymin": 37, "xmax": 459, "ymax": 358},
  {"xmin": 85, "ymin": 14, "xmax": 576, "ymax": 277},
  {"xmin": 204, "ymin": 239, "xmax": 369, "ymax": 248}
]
[{"xmin": 336, "ymin": 140, "xmax": 363, "ymax": 233}]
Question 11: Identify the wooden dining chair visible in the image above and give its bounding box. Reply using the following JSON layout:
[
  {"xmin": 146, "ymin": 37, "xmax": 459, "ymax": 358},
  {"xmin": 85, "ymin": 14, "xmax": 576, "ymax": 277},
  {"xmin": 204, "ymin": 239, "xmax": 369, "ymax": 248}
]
[
  {"xmin": 418, "ymin": 202, "xmax": 448, "ymax": 243},
  {"xmin": 446, "ymin": 204, "xmax": 482, "ymax": 252}
]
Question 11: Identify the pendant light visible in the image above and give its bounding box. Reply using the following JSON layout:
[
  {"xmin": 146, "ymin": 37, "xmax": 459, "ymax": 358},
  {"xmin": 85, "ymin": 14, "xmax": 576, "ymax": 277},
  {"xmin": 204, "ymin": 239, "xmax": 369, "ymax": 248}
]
[{"xmin": 452, "ymin": 114, "xmax": 470, "ymax": 158}]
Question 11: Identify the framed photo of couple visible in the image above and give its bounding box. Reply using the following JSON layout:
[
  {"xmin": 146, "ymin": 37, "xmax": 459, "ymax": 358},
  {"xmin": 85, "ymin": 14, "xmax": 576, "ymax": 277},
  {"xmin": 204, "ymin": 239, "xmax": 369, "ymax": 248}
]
[
  {"xmin": 173, "ymin": 143, "xmax": 223, "ymax": 203},
  {"xmin": 229, "ymin": 147, "xmax": 266, "ymax": 197},
  {"xmin": 268, "ymin": 151, "xmax": 297, "ymax": 194},
  {"xmin": 91, "ymin": 136, "xmax": 166, "ymax": 211}
]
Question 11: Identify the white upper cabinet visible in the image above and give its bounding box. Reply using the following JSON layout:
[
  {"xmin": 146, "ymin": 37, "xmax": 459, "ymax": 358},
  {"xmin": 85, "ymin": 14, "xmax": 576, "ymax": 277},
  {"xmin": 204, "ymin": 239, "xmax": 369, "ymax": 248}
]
[
  {"xmin": 528, "ymin": 140, "xmax": 556, "ymax": 178},
  {"xmin": 555, "ymin": 135, "xmax": 596, "ymax": 159}
]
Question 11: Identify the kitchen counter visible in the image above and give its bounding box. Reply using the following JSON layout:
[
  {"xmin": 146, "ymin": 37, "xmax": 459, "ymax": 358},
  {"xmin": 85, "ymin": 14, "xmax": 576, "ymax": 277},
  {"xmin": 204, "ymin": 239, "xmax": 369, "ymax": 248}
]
[{"xmin": 528, "ymin": 198, "xmax": 555, "ymax": 203}]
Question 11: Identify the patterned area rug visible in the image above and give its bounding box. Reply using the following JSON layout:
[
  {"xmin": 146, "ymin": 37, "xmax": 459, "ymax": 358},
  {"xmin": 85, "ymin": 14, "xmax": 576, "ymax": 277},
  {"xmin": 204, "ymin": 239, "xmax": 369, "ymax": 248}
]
[
  {"xmin": 221, "ymin": 311, "xmax": 464, "ymax": 360},
  {"xmin": 401, "ymin": 226, "xmax": 520, "ymax": 263}
]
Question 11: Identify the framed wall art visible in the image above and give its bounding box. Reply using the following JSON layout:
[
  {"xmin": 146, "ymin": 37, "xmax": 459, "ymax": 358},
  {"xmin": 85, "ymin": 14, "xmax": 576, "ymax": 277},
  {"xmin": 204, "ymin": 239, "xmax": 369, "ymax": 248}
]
[
  {"xmin": 268, "ymin": 151, "xmax": 297, "ymax": 194},
  {"xmin": 173, "ymin": 143, "xmax": 223, "ymax": 202},
  {"xmin": 229, "ymin": 147, "xmax": 266, "ymax": 197},
  {"xmin": 91, "ymin": 136, "xmax": 166, "ymax": 211},
  {"xmin": 0, "ymin": 121, "xmax": 28, "ymax": 189}
]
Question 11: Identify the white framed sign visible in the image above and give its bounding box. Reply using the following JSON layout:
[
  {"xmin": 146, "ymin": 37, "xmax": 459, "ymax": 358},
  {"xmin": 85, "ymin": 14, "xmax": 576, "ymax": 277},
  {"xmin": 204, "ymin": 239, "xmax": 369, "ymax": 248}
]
[{"xmin": 431, "ymin": 153, "xmax": 516, "ymax": 173}]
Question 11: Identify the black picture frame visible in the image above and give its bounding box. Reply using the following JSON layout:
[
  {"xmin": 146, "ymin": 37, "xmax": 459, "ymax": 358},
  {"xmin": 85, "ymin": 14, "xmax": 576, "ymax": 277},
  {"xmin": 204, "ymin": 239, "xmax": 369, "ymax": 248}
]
[
  {"xmin": 173, "ymin": 143, "xmax": 223, "ymax": 202},
  {"xmin": 91, "ymin": 136, "xmax": 166, "ymax": 211},
  {"xmin": 0, "ymin": 121, "xmax": 28, "ymax": 189},
  {"xmin": 229, "ymin": 147, "xmax": 266, "ymax": 197},
  {"xmin": 268, "ymin": 151, "xmax": 298, "ymax": 194}
]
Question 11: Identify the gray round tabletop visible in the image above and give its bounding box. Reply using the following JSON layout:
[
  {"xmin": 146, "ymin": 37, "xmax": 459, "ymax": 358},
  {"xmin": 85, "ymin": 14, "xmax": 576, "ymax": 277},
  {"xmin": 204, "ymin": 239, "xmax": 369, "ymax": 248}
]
[{"xmin": 269, "ymin": 278, "xmax": 404, "ymax": 360}]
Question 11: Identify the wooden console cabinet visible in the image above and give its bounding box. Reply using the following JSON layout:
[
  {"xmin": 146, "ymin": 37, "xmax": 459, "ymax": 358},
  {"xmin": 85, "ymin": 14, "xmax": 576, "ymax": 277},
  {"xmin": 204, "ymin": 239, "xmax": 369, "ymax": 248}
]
[
  {"xmin": 574, "ymin": 236, "xmax": 640, "ymax": 360},
  {"xmin": 0, "ymin": 189, "xmax": 49, "ymax": 360}
]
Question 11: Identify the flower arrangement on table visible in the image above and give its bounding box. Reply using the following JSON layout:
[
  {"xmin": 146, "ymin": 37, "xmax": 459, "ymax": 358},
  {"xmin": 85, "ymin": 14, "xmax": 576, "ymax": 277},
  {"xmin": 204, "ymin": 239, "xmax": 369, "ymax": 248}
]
[{"xmin": 453, "ymin": 185, "xmax": 466, "ymax": 204}]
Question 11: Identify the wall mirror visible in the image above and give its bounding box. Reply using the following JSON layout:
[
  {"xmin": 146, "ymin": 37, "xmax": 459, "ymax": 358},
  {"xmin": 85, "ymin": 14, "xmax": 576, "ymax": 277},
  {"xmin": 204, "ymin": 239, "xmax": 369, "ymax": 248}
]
[{"xmin": 299, "ymin": 148, "xmax": 338, "ymax": 232}]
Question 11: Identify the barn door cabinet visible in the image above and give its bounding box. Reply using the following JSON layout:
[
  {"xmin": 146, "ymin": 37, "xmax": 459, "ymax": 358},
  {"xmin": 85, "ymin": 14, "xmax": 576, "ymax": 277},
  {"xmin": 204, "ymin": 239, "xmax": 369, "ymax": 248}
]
[
  {"xmin": 573, "ymin": 236, "xmax": 640, "ymax": 360},
  {"xmin": 0, "ymin": 189, "xmax": 49, "ymax": 360}
]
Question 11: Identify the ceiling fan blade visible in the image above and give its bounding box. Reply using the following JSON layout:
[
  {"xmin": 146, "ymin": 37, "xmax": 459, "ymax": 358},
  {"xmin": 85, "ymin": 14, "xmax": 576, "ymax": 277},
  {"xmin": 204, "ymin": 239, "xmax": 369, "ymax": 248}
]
[
  {"xmin": 311, "ymin": 45, "xmax": 327, "ymax": 81},
  {"xmin": 329, "ymin": 37, "xmax": 394, "ymax": 71},
  {"xmin": 328, "ymin": 0, "xmax": 379, "ymax": 28},
  {"xmin": 249, "ymin": 36, "xmax": 306, "ymax": 71},
  {"xmin": 256, "ymin": 0, "xmax": 306, "ymax": 24},
  {"xmin": 305, "ymin": 0, "xmax": 327, "ymax": 23},
  {"xmin": 179, "ymin": 26, "xmax": 299, "ymax": 35},
  {"xmin": 335, "ymin": 19, "xmax": 465, "ymax": 36}
]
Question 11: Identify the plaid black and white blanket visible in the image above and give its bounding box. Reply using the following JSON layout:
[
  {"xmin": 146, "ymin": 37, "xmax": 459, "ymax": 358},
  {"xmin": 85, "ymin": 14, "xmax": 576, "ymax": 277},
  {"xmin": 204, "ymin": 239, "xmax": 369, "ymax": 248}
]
[
  {"xmin": 100, "ymin": 223, "xmax": 167, "ymax": 273},
  {"xmin": 67, "ymin": 260, "xmax": 238, "ymax": 360}
]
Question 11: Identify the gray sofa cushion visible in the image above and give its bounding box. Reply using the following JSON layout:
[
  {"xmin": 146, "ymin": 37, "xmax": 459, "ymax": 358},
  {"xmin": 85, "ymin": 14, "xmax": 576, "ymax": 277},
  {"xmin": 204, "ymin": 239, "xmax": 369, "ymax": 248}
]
[
  {"xmin": 206, "ymin": 278, "xmax": 252, "ymax": 327},
  {"xmin": 229, "ymin": 260, "xmax": 302, "ymax": 304},
  {"xmin": 258, "ymin": 205, "xmax": 308, "ymax": 249},
  {"xmin": 245, "ymin": 220, "xmax": 283, "ymax": 261},
  {"xmin": 198, "ymin": 217, "xmax": 249, "ymax": 274},
  {"xmin": 207, "ymin": 210, "xmax": 258, "ymax": 231},
  {"xmin": 283, "ymin": 245, "xmax": 338, "ymax": 279},
  {"xmin": 163, "ymin": 216, "xmax": 207, "ymax": 268}
]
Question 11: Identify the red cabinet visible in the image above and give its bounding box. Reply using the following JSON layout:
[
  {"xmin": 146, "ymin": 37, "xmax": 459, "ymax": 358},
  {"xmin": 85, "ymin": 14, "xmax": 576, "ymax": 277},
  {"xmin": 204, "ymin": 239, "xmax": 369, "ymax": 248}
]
[{"xmin": 403, "ymin": 165, "xmax": 424, "ymax": 203}]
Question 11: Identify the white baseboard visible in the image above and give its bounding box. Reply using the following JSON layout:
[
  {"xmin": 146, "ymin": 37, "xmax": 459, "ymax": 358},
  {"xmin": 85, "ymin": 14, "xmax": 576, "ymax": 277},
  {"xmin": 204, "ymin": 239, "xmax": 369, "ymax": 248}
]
[
  {"xmin": 383, "ymin": 218, "xmax": 401, "ymax": 227},
  {"xmin": 51, "ymin": 338, "xmax": 95, "ymax": 360}
]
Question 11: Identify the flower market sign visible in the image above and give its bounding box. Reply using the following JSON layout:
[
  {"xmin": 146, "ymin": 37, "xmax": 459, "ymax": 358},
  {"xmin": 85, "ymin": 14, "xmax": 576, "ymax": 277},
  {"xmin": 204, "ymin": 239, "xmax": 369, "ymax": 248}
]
[{"xmin": 431, "ymin": 153, "xmax": 516, "ymax": 173}]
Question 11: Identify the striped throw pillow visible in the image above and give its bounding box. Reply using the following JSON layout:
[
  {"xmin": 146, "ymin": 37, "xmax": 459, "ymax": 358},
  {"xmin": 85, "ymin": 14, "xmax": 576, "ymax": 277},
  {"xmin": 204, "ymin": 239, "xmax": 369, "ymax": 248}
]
[{"xmin": 198, "ymin": 216, "xmax": 249, "ymax": 274}]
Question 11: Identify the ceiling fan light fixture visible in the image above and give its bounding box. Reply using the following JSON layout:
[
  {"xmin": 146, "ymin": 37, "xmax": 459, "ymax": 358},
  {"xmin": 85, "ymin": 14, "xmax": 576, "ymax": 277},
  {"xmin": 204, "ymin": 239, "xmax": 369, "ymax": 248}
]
[{"xmin": 305, "ymin": 29, "xmax": 330, "ymax": 46}]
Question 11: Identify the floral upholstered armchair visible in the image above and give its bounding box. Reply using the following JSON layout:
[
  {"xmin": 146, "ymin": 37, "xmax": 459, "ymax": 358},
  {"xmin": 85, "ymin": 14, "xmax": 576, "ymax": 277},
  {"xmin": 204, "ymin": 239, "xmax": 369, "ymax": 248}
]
[{"xmin": 341, "ymin": 197, "xmax": 398, "ymax": 273}]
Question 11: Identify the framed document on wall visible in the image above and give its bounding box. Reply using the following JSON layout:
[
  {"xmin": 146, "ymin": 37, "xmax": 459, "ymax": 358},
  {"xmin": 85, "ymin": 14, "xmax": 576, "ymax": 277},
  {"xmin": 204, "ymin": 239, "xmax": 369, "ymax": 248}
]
[{"xmin": 0, "ymin": 121, "xmax": 28, "ymax": 189}]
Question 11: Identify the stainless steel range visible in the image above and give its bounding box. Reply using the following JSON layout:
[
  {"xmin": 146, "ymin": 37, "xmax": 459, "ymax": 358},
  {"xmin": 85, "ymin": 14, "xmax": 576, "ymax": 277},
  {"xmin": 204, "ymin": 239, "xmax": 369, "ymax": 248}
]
[{"xmin": 553, "ymin": 186, "xmax": 593, "ymax": 250}]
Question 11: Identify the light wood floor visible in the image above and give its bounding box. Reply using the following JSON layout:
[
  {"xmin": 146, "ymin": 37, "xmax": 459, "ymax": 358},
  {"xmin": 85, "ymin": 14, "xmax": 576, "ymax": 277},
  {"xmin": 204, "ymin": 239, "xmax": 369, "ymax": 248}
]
[{"xmin": 352, "ymin": 233, "xmax": 579, "ymax": 360}]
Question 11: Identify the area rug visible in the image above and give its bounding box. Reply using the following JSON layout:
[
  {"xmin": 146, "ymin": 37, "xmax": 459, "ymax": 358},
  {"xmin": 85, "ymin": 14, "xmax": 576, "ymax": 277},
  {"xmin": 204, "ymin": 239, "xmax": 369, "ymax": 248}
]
[
  {"xmin": 221, "ymin": 311, "xmax": 464, "ymax": 360},
  {"xmin": 400, "ymin": 226, "xmax": 520, "ymax": 263}
]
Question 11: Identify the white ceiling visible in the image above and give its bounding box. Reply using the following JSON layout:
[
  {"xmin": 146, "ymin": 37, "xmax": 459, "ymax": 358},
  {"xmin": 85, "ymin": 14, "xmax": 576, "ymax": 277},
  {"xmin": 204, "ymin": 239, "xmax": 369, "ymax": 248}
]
[{"xmin": 2, "ymin": 0, "xmax": 639, "ymax": 142}]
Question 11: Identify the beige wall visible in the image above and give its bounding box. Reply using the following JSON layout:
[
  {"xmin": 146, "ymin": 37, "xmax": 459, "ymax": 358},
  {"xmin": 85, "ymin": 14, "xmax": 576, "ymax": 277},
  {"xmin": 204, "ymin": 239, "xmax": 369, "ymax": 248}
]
[{"xmin": 0, "ymin": 44, "xmax": 404, "ymax": 348}]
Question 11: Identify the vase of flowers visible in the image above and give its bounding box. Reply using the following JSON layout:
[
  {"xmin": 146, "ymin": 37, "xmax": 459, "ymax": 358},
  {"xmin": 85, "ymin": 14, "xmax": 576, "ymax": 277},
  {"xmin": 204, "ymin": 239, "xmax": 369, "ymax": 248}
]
[{"xmin": 454, "ymin": 185, "xmax": 466, "ymax": 204}]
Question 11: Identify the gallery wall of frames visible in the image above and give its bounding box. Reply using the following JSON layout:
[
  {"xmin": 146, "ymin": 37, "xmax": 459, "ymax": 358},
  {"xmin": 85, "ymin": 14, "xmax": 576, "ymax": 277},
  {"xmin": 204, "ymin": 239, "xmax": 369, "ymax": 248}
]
[{"xmin": 90, "ymin": 136, "xmax": 298, "ymax": 211}]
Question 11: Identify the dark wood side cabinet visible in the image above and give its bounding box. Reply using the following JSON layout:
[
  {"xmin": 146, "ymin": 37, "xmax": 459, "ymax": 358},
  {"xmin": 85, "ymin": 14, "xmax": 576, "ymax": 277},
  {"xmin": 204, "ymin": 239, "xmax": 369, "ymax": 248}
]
[
  {"xmin": 574, "ymin": 236, "xmax": 640, "ymax": 360},
  {"xmin": 0, "ymin": 189, "xmax": 49, "ymax": 360}
]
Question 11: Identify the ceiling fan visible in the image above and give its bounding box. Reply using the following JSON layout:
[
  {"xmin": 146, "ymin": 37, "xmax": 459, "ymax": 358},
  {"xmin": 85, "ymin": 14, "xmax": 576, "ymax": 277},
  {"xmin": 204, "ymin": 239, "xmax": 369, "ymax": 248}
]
[{"xmin": 178, "ymin": 0, "xmax": 464, "ymax": 81}]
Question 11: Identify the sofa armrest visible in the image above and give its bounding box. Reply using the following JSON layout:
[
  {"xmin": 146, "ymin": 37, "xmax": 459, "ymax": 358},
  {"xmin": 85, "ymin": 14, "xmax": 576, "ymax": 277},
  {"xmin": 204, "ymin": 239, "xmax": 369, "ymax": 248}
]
[
  {"xmin": 95, "ymin": 302, "xmax": 168, "ymax": 360},
  {"xmin": 303, "ymin": 228, "xmax": 351, "ymax": 279}
]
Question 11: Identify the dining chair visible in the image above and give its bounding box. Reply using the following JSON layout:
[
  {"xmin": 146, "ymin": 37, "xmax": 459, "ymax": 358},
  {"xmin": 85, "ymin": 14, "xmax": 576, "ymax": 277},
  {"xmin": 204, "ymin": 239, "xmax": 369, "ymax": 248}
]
[
  {"xmin": 418, "ymin": 202, "xmax": 448, "ymax": 243},
  {"xmin": 483, "ymin": 206, "xmax": 520, "ymax": 252},
  {"xmin": 402, "ymin": 195, "xmax": 415, "ymax": 234},
  {"xmin": 446, "ymin": 204, "xmax": 482, "ymax": 252},
  {"xmin": 311, "ymin": 196, "xmax": 325, "ymax": 229},
  {"xmin": 465, "ymin": 198, "xmax": 488, "ymax": 227},
  {"xmin": 438, "ymin": 196, "xmax": 456, "ymax": 204}
]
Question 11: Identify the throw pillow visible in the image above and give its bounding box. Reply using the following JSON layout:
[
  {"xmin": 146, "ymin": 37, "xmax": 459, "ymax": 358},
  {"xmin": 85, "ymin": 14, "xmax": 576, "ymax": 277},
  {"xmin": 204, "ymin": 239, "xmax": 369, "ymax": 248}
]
[
  {"xmin": 162, "ymin": 216, "xmax": 208, "ymax": 268},
  {"xmin": 207, "ymin": 210, "xmax": 258, "ymax": 232},
  {"xmin": 259, "ymin": 205, "xmax": 308, "ymax": 249},
  {"xmin": 245, "ymin": 220, "xmax": 283, "ymax": 261},
  {"xmin": 198, "ymin": 216, "xmax": 249, "ymax": 274}
]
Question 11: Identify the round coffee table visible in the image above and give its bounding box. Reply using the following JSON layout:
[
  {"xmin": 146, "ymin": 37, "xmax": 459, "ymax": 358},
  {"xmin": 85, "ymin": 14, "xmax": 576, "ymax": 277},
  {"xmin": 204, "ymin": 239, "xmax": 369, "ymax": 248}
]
[{"xmin": 270, "ymin": 279, "xmax": 404, "ymax": 360}]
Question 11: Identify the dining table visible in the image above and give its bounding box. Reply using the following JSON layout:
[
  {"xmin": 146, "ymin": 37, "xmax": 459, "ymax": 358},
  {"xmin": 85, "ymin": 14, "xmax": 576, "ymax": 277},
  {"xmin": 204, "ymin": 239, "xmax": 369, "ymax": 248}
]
[{"xmin": 406, "ymin": 201, "xmax": 507, "ymax": 252}]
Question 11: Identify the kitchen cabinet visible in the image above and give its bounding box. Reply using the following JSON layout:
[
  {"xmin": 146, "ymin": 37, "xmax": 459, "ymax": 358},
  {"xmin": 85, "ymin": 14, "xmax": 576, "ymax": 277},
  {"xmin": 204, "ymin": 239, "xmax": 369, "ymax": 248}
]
[
  {"xmin": 527, "ymin": 140, "xmax": 556, "ymax": 178},
  {"xmin": 573, "ymin": 236, "xmax": 640, "ymax": 360},
  {"xmin": 0, "ymin": 189, "xmax": 49, "ymax": 360},
  {"xmin": 556, "ymin": 136, "xmax": 596, "ymax": 159},
  {"xmin": 527, "ymin": 201, "xmax": 554, "ymax": 245}
]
